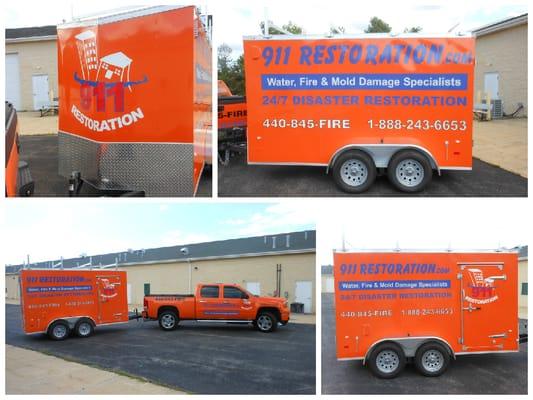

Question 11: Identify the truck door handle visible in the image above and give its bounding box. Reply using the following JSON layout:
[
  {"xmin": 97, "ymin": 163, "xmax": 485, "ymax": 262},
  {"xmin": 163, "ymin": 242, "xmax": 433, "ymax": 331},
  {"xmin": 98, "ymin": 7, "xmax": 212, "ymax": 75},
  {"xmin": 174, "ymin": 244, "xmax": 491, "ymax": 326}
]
[
  {"xmin": 199, "ymin": 300, "xmax": 207, "ymax": 303},
  {"xmin": 488, "ymin": 333, "xmax": 507, "ymax": 338}
]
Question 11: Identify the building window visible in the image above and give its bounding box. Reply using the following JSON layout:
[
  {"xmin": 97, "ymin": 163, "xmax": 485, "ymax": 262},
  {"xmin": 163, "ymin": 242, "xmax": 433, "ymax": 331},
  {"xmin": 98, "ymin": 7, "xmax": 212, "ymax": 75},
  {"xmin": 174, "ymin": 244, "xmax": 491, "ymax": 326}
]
[
  {"xmin": 521, "ymin": 282, "xmax": 528, "ymax": 295},
  {"xmin": 224, "ymin": 286, "xmax": 247, "ymax": 299},
  {"xmin": 200, "ymin": 285, "xmax": 219, "ymax": 298},
  {"xmin": 144, "ymin": 283, "xmax": 150, "ymax": 296}
]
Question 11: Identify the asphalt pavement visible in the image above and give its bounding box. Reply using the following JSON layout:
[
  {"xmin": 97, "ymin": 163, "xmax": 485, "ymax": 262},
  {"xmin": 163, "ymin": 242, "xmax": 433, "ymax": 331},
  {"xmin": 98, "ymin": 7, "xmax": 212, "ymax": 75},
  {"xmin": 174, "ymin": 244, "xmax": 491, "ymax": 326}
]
[
  {"xmin": 321, "ymin": 293, "xmax": 527, "ymax": 394},
  {"xmin": 18, "ymin": 135, "xmax": 212, "ymax": 197},
  {"xmin": 5, "ymin": 304, "xmax": 315, "ymax": 394},
  {"xmin": 218, "ymin": 153, "xmax": 527, "ymax": 197}
]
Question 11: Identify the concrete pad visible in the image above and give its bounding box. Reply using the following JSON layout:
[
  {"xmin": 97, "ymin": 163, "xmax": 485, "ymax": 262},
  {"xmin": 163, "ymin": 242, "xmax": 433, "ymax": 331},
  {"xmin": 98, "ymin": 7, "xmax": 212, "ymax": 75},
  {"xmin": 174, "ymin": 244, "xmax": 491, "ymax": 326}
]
[
  {"xmin": 17, "ymin": 111, "xmax": 58, "ymax": 136},
  {"xmin": 5, "ymin": 345, "xmax": 184, "ymax": 394},
  {"xmin": 290, "ymin": 313, "xmax": 316, "ymax": 324},
  {"xmin": 473, "ymin": 118, "xmax": 528, "ymax": 177}
]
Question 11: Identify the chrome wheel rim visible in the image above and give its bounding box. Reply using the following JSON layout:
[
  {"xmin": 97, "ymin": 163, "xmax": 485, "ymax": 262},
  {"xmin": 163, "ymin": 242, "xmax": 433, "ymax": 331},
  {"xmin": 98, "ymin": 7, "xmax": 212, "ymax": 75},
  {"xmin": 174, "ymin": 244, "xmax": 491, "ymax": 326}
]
[
  {"xmin": 161, "ymin": 314, "xmax": 175, "ymax": 329},
  {"xmin": 376, "ymin": 350, "xmax": 400, "ymax": 373},
  {"xmin": 257, "ymin": 315, "xmax": 273, "ymax": 331},
  {"xmin": 421, "ymin": 349, "xmax": 444, "ymax": 372},
  {"xmin": 340, "ymin": 159, "xmax": 368, "ymax": 187},
  {"xmin": 396, "ymin": 159, "xmax": 424, "ymax": 187},
  {"xmin": 53, "ymin": 324, "xmax": 67, "ymax": 339},
  {"xmin": 78, "ymin": 322, "xmax": 91, "ymax": 336}
]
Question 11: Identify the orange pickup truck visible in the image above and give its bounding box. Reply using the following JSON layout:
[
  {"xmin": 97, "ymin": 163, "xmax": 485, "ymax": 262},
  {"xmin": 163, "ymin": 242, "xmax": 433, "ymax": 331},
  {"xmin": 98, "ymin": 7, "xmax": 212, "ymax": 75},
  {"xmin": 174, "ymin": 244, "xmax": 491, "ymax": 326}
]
[{"xmin": 143, "ymin": 283, "xmax": 290, "ymax": 332}]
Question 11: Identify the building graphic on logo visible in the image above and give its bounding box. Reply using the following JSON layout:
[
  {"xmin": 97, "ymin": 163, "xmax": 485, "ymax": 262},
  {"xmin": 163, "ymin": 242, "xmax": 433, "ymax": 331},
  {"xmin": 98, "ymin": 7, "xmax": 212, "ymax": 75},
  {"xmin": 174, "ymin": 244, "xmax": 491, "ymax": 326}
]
[
  {"xmin": 99, "ymin": 278, "xmax": 118, "ymax": 301},
  {"xmin": 96, "ymin": 52, "xmax": 133, "ymax": 91},
  {"xmin": 75, "ymin": 30, "xmax": 98, "ymax": 80},
  {"xmin": 465, "ymin": 268, "xmax": 499, "ymax": 304}
]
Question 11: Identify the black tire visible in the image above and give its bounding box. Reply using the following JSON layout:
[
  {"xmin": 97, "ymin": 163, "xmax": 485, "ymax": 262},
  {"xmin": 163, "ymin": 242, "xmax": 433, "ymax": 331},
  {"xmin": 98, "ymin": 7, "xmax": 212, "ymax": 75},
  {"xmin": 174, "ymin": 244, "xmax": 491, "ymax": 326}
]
[
  {"xmin": 332, "ymin": 150, "xmax": 376, "ymax": 193},
  {"xmin": 74, "ymin": 318, "xmax": 94, "ymax": 338},
  {"xmin": 367, "ymin": 342, "xmax": 406, "ymax": 379},
  {"xmin": 255, "ymin": 311, "xmax": 278, "ymax": 333},
  {"xmin": 387, "ymin": 150, "xmax": 432, "ymax": 192},
  {"xmin": 158, "ymin": 311, "xmax": 179, "ymax": 331},
  {"xmin": 47, "ymin": 320, "xmax": 70, "ymax": 341},
  {"xmin": 414, "ymin": 342, "xmax": 450, "ymax": 377}
]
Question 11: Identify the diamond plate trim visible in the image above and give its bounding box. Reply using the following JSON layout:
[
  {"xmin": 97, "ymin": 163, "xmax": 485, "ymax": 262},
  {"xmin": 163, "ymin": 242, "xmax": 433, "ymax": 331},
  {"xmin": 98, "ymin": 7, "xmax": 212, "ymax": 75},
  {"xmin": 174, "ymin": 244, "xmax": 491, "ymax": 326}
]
[{"xmin": 58, "ymin": 132, "xmax": 195, "ymax": 196}]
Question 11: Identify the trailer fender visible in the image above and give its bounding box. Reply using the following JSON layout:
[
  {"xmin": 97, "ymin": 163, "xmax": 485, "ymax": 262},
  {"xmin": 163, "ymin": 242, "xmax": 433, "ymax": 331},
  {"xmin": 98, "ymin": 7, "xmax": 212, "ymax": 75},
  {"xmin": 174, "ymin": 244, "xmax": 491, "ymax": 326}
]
[
  {"xmin": 328, "ymin": 145, "xmax": 440, "ymax": 175},
  {"xmin": 363, "ymin": 337, "xmax": 455, "ymax": 365}
]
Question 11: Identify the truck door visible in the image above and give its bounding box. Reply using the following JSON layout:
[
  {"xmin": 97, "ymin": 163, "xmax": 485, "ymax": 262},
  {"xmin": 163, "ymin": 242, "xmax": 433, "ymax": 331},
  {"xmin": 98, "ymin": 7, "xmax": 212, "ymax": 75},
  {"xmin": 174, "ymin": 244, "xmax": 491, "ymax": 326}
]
[
  {"xmin": 222, "ymin": 285, "xmax": 254, "ymax": 320},
  {"xmin": 96, "ymin": 275, "xmax": 126, "ymax": 324},
  {"xmin": 458, "ymin": 262, "xmax": 512, "ymax": 351},
  {"xmin": 196, "ymin": 284, "xmax": 224, "ymax": 319}
]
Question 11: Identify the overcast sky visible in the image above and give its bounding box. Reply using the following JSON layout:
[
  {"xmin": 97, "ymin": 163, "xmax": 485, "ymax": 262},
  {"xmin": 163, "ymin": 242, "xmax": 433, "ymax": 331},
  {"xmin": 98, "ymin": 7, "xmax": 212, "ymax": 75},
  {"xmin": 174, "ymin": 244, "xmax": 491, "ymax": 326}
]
[
  {"xmin": 5, "ymin": 1, "xmax": 528, "ymax": 58},
  {"xmin": 3, "ymin": 202, "xmax": 315, "ymax": 265}
]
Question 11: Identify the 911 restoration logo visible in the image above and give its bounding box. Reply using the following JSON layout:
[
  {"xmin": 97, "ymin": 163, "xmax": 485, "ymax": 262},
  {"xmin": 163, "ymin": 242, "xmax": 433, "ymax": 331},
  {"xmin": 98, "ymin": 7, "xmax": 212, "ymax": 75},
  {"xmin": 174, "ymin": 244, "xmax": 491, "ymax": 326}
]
[
  {"xmin": 465, "ymin": 268, "xmax": 500, "ymax": 304},
  {"xmin": 71, "ymin": 30, "xmax": 148, "ymax": 132}
]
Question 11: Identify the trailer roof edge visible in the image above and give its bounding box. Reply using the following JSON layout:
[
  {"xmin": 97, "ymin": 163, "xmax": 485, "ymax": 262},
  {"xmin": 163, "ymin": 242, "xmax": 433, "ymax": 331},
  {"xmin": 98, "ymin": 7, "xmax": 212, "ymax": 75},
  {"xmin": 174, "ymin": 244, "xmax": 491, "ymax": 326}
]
[
  {"xmin": 58, "ymin": 5, "xmax": 193, "ymax": 29},
  {"xmin": 333, "ymin": 248, "xmax": 519, "ymax": 254},
  {"xmin": 243, "ymin": 32, "xmax": 473, "ymax": 41}
]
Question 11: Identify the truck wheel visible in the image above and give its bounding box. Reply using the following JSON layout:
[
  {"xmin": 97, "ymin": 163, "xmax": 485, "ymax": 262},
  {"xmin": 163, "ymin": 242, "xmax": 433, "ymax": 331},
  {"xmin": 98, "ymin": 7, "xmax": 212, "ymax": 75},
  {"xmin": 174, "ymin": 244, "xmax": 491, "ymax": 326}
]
[
  {"xmin": 158, "ymin": 311, "xmax": 179, "ymax": 331},
  {"xmin": 48, "ymin": 320, "xmax": 70, "ymax": 341},
  {"xmin": 255, "ymin": 312, "xmax": 278, "ymax": 333},
  {"xmin": 414, "ymin": 342, "xmax": 450, "ymax": 377},
  {"xmin": 74, "ymin": 319, "xmax": 94, "ymax": 338},
  {"xmin": 387, "ymin": 150, "xmax": 432, "ymax": 192},
  {"xmin": 368, "ymin": 342, "xmax": 406, "ymax": 378},
  {"xmin": 332, "ymin": 150, "xmax": 376, "ymax": 193}
]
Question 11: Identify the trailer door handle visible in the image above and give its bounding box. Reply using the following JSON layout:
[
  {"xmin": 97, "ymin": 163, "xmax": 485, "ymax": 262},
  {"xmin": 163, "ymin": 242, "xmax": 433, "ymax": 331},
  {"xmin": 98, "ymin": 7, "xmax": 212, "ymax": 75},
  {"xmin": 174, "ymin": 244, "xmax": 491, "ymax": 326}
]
[{"xmin": 462, "ymin": 304, "xmax": 481, "ymax": 312}]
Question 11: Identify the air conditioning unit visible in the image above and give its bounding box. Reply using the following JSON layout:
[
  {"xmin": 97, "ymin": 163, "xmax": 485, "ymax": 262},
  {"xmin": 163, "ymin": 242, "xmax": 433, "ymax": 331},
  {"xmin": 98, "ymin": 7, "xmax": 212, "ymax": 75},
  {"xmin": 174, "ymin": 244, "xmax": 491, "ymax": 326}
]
[{"xmin": 491, "ymin": 99, "xmax": 503, "ymax": 119}]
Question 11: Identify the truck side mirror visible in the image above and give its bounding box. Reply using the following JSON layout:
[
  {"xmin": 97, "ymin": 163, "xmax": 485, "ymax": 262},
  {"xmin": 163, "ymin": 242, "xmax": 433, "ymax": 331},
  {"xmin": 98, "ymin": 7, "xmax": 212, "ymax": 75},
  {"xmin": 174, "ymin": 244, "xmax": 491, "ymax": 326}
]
[{"xmin": 241, "ymin": 293, "xmax": 249, "ymax": 299}]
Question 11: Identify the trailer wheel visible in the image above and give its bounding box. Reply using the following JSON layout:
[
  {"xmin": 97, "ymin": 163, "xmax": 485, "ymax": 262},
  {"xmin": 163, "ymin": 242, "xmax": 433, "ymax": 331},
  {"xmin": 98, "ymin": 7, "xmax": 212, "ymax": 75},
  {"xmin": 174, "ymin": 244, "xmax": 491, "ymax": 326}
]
[
  {"xmin": 158, "ymin": 311, "xmax": 179, "ymax": 331},
  {"xmin": 368, "ymin": 342, "xmax": 406, "ymax": 378},
  {"xmin": 414, "ymin": 342, "xmax": 450, "ymax": 377},
  {"xmin": 74, "ymin": 319, "xmax": 94, "ymax": 338},
  {"xmin": 48, "ymin": 320, "xmax": 70, "ymax": 341},
  {"xmin": 332, "ymin": 150, "xmax": 376, "ymax": 193},
  {"xmin": 255, "ymin": 312, "xmax": 278, "ymax": 333},
  {"xmin": 387, "ymin": 150, "xmax": 432, "ymax": 192}
]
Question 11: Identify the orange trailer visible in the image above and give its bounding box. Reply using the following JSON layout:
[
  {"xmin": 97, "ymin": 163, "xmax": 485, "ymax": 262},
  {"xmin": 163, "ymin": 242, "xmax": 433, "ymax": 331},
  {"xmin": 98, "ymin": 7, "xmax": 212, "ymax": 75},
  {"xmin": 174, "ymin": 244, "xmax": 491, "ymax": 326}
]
[
  {"xmin": 57, "ymin": 6, "xmax": 212, "ymax": 196},
  {"xmin": 243, "ymin": 34, "xmax": 474, "ymax": 192},
  {"xmin": 333, "ymin": 249, "xmax": 519, "ymax": 377},
  {"xmin": 20, "ymin": 269, "xmax": 129, "ymax": 340}
]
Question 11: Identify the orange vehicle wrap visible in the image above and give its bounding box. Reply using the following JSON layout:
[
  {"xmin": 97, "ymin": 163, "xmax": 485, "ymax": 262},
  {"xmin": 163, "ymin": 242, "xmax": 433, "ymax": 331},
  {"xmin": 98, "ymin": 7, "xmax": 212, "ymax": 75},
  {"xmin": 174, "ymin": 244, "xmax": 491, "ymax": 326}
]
[
  {"xmin": 5, "ymin": 132, "xmax": 19, "ymax": 197},
  {"xmin": 333, "ymin": 251, "xmax": 518, "ymax": 360},
  {"xmin": 144, "ymin": 283, "xmax": 290, "ymax": 322},
  {"xmin": 218, "ymin": 98, "xmax": 247, "ymax": 129},
  {"xmin": 20, "ymin": 270, "xmax": 129, "ymax": 334},
  {"xmin": 57, "ymin": 6, "xmax": 196, "ymax": 144},
  {"xmin": 244, "ymin": 36, "xmax": 474, "ymax": 168}
]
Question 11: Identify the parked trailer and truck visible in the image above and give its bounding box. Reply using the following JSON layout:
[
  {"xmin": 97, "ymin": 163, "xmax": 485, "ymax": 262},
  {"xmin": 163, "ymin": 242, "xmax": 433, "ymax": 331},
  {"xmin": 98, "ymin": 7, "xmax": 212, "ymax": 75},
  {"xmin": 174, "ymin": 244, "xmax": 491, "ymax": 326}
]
[
  {"xmin": 243, "ymin": 34, "xmax": 474, "ymax": 193},
  {"xmin": 57, "ymin": 5, "xmax": 212, "ymax": 196},
  {"xmin": 19, "ymin": 270, "xmax": 290, "ymax": 339},
  {"xmin": 333, "ymin": 249, "xmax": 521, "ymax": 378}
]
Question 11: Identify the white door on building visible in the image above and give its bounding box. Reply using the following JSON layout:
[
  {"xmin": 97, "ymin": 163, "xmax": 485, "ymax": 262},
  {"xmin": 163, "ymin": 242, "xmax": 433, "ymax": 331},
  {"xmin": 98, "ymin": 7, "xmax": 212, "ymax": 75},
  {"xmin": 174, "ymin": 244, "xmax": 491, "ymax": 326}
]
[
  {"xmin": 484, "ymin": 72, "xmax": 500, "ymax": 99},
  {"xmin": 246, "ymin": 282, "xmax": 261, "ymax": 295},
  {"xmin": 295, "ymin": 281, "xmax": 313, "ymax": 313},
  {"xmin": 32, "ymin": 74, "xmax": 50, "ymax": 110},
  {"xmin": 6, "ymin": 54, "xmax": 21, "ymax": 109},
  {"xmin": 326, "ymin": 277, "xmax": 334, "ymax": 293},
  {"xmin": 127, "ymin": 283, "xmax": 132, "ymax": 304}
]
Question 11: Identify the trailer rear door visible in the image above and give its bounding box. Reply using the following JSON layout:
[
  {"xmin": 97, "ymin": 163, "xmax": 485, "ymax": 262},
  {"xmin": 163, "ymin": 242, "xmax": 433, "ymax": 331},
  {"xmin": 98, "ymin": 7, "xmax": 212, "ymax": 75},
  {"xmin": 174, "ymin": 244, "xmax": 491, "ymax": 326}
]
[
  {"xmin": 96, "ymin": 275, "xmax": 127, "ymax": 324},
  {"xmin": 459, "ymin": 262, "xmax": 512, "ymax": 351}
]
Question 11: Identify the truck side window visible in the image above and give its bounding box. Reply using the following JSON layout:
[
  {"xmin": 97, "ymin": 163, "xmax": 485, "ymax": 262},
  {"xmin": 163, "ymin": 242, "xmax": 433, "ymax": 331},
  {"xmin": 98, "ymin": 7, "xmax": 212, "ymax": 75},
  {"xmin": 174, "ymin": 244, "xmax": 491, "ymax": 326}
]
[
  {"xmin": 224, "ymin": 286, "xmax": 248, "ymax": 299},
  {"xmin": 200, "ymin": 285, "xmax": 219, "ymax": 298}
]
